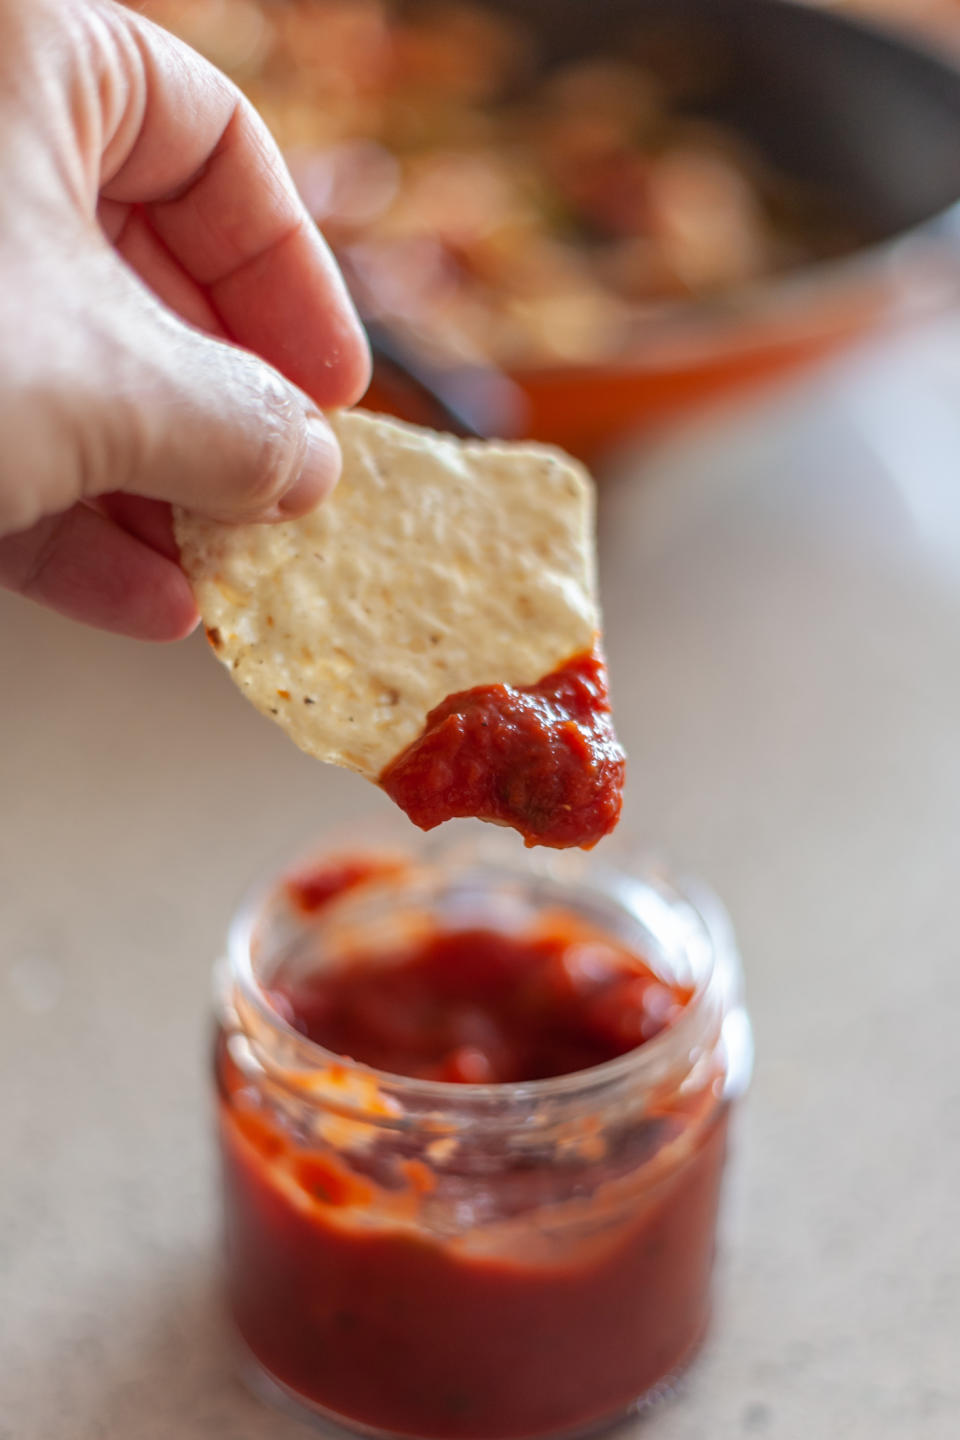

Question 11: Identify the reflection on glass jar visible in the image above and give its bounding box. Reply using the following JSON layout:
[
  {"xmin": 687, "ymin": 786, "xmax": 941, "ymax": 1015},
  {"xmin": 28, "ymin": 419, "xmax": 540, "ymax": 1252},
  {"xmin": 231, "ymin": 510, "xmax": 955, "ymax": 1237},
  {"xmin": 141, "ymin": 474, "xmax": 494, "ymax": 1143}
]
[{"xmin": 213, "ymin": 838, "xmax": 752, "ymax": 1440}]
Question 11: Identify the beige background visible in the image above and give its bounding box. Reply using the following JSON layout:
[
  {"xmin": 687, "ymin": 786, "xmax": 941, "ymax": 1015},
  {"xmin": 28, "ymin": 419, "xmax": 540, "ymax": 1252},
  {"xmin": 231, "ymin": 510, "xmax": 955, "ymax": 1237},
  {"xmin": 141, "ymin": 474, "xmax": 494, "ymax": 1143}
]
[{"xmin": 2, "ymin": 325, "xmax": 960, "ymax": 1439}]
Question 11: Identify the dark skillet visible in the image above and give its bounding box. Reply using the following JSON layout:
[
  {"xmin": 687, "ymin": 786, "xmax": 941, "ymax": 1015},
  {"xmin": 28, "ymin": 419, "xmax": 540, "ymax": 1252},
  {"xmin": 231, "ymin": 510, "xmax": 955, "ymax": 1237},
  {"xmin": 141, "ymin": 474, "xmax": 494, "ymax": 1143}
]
[{"xmin": 363, "ymin": 0, "xmax": 960, "ymax": 452}]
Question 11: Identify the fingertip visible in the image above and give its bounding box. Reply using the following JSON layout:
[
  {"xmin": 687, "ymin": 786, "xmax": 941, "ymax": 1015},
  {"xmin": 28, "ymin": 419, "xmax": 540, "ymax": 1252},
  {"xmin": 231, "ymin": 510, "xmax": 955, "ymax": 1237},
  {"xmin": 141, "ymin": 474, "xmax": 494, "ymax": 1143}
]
[
  {"xmin": 155, "ymin": 588, "xmax": 201, "ymax": 643},
  {"xmin": 0, "ymin": 506, "xmax": 202, "ymax": 642},
  {"xmin": 124, "ymin": 563, "xmax": 201, "ymax": 642},
  {"xmin": 273, "ymin": 415, "xmax": 342, "ymax": 519},
  {"xmin": 277, "ymin": 304, "xmax": 373, "ymax": 412},
  {"xmin": 331, "ymin": 316, "xmax": 374, "ymax": 410}
]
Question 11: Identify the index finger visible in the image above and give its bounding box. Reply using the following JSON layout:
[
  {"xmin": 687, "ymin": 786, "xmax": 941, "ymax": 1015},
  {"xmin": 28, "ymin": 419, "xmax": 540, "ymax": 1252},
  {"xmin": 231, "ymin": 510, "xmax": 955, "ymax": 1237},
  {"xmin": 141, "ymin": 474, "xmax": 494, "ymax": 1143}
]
[{"xmin": 100, "ymin": 5, "xmax": 370, "ymax": 407}]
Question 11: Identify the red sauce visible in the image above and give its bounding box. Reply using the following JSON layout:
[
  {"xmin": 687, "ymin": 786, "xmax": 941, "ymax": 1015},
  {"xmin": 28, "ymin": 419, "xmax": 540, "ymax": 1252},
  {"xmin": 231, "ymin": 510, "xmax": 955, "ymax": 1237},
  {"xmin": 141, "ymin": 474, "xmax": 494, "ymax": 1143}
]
[
  {"xmin": 379, "ymin": 649, "xmax": 625, "ymax": 849},
  {"xmin": 269, "ymin": 925, "xmax": 691, "ymax": 1085},
  {"xmin": 217, "ymin": 859, "xmax": 730, "ymax": 1439},
  {"xmin": 285, "ymin": 855, "xmax": 405, "ymax": 915}
]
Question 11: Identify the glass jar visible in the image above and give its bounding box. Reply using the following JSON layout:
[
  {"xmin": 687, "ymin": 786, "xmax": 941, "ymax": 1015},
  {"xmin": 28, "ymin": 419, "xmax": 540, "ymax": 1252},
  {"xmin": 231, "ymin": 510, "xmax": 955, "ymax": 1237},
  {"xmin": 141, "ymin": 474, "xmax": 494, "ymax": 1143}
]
[{"xmin": 213, "ymin": 837, "xmax": 752, "ymax": 1440}]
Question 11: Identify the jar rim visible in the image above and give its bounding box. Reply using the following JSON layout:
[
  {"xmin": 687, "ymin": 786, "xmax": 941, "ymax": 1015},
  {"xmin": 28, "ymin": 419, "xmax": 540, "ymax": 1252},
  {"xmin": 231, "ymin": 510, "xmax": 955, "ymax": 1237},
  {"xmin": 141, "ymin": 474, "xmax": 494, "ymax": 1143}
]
[{"xmin": 221, "ymin": 839, "xmax": 750, "ymax": 1114}]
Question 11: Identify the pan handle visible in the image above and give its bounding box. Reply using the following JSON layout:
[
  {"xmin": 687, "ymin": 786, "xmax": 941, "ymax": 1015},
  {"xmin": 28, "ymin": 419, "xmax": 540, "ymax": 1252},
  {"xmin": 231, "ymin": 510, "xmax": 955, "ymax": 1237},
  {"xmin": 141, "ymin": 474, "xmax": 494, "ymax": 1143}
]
[{"xmin": 363, "ymin": 319, "xmax": 527, "ymax": 442}]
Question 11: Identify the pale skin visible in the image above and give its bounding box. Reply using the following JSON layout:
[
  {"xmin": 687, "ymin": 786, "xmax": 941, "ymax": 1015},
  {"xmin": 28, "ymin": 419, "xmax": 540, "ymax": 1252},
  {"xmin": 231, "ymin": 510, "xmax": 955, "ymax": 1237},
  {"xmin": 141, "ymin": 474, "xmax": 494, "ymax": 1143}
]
[{"xmin": 0, "ymin": 0, "xmax": 371, "ymax": 640}]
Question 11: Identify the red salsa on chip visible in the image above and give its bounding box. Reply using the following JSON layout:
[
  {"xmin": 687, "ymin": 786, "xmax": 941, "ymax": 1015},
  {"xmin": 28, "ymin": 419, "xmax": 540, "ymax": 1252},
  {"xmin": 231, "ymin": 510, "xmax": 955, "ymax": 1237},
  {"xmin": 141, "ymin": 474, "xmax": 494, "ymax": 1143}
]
[{"xmin": 380, "ymin": 647, "xmax": 625, "ymax": 848}]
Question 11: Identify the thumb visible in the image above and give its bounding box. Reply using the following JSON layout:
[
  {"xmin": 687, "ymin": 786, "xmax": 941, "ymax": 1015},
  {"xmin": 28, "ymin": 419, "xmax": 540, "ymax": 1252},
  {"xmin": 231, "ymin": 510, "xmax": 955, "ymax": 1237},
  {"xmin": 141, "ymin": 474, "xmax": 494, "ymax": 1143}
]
[{"xmin": 82, "ymin": 274, "xmax": 344, "ymax": 524}]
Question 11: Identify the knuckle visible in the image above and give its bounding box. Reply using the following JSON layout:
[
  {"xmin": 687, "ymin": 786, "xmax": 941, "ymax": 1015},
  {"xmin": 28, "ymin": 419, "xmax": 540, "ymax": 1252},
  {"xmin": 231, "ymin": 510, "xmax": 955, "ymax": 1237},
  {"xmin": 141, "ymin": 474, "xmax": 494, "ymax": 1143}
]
[
  {"xmin": 0, "ymin": 386, "xmax": 81, "ymax": 539},
  {"xmin": 73, "ymin": 368, "xmax": 151, "ymax": 503}
]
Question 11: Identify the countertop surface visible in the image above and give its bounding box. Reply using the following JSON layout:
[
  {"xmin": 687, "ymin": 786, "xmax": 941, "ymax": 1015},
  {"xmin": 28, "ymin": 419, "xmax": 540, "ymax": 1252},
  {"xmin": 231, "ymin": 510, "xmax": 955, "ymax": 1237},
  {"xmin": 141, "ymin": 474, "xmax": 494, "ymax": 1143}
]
[{"xmin": 3, "ymin": 327, "xmax": 960, "ymax": 1440}]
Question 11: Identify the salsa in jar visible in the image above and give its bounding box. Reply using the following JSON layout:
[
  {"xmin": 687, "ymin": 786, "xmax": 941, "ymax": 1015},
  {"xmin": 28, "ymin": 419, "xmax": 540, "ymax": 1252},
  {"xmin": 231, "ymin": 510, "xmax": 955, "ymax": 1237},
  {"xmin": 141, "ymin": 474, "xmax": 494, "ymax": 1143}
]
[{"xmin": 215, "ymin": 842, "xmax": 751, "ymax": 1439}]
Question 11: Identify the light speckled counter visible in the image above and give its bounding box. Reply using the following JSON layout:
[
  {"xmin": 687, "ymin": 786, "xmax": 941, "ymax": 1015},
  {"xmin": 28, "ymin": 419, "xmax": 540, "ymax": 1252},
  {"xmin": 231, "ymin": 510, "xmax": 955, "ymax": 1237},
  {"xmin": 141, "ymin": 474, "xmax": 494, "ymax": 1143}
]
[{"xmin": 3, "ymin": 330, "xmax": 960, "ymax": 1440}]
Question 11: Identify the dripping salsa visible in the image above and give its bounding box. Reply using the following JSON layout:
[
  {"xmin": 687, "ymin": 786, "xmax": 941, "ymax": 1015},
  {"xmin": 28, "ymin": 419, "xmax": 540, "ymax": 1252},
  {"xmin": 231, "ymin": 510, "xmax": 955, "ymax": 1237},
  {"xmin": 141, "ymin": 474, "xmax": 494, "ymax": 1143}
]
[
  {"xmin": 379, "ymin": 648, "xmax": 625, "ymax": 849},
  {"xmin": 217, "ymin": 857, "xmax": 731, "ymax": 1439}
]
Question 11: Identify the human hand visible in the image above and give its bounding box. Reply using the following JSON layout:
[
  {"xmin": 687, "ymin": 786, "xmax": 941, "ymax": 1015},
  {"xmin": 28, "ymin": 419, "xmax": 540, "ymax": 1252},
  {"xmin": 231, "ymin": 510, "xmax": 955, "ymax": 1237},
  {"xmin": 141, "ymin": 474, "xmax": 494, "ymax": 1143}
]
[{"xmin": 0, "ymin": 0, "xmax": 370, "ymax": 640}]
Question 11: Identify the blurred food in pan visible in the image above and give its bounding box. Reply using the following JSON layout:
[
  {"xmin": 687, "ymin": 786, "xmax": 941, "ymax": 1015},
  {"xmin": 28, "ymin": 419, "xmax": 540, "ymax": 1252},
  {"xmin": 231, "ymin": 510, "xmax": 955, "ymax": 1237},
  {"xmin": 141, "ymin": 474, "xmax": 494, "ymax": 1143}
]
[
  {"xmin": 136, "ymin": 0, "xmax": 868, "ymax": 373},
  {"xmin": 130, "ymin": 1, "xmax": 960, "ymax": 455}
]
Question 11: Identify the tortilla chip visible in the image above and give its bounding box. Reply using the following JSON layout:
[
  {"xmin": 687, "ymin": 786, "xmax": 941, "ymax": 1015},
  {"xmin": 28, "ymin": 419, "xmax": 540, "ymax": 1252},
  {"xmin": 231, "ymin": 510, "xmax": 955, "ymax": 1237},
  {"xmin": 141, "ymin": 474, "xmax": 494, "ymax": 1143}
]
[{"xmin": 174, "ymin": 409, "xmax": 598, "ymax": 779}]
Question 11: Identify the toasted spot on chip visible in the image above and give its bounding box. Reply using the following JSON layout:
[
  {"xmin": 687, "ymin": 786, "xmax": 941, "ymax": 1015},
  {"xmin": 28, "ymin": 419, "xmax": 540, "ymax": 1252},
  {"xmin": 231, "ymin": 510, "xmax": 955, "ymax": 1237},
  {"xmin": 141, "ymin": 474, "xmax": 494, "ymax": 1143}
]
[
  {"xmin": 174, "ymin": 409, "xmax": 598, "ymax": 780},
  {"xmin": 215, "ymin": 578, "xmax": 249, "ymax": 606}
]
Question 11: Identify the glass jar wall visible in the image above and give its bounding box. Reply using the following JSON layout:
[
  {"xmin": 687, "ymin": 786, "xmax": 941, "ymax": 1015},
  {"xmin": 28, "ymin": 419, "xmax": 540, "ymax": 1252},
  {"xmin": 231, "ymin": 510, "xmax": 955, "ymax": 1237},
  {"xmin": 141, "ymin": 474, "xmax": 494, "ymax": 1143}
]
[{"xmin": 214, "ymin": 839, "xmax": 752, "ymax": 1440}]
